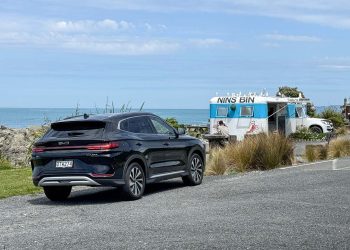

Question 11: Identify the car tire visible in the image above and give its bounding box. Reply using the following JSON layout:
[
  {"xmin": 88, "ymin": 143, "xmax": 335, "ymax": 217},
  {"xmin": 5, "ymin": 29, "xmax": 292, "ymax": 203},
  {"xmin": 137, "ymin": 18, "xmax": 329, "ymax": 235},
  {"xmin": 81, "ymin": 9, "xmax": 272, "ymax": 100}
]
[
  {"xmin": 43, "ymin": 186, "xmax": 72, "ymax": 201},
  {"xmin": 310, "ymin": 126, "xmax": 323, "ymax": 134},
  {"xmin": 182, "ymin": 153, "xmax": 204, "ymax": 186},
  {"xmin": 122, "ymin": 162, "xmax": 146, "ymax": 200}
]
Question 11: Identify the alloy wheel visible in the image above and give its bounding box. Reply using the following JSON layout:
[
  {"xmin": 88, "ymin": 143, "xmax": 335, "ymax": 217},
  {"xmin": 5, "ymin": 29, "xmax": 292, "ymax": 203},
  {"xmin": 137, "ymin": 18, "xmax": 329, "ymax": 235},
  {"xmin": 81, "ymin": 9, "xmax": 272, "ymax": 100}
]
[
  {"xmin": 129, "ymin": 166, "xmax": 144, "ymax": 196},
  {"xmin": 191, "ymin": 156, "xmax": 203, "ymax": 183}
]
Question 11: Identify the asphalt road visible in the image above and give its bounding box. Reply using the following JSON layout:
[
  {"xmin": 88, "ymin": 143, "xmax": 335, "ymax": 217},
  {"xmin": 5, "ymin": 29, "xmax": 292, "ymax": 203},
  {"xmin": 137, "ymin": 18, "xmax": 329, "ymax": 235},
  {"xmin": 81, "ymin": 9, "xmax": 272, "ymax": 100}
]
[{"xmin": 1, "ymin": 159, "xmax": 350, "ymax": 249}]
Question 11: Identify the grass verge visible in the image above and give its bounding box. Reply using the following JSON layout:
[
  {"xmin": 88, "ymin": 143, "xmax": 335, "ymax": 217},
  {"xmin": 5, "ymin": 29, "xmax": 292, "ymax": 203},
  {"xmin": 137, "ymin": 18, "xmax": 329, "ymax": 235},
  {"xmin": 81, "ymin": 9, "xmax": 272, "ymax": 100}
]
[{"xmin": 0, "ymin": 157, "xmax": 41, "ymax": 199}]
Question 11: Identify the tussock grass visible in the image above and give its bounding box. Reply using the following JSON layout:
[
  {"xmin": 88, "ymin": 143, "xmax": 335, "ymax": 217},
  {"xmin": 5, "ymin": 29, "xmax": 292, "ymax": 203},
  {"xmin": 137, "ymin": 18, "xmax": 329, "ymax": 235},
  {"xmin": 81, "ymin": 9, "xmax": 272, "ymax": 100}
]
[
  {"xmin": 328, "ymin": 138, "xmax": 350, "ymax": 158},
  {"xmin": 206, "ymin": 133, "xmax": 294, "ymax": 175},
  {"xmin": 304, "ymin": 145, "xmax": 328, "ymax": 162},
  {"xmin": 205, "ymin": 148, "xmax": 230, "ymax": 176}
]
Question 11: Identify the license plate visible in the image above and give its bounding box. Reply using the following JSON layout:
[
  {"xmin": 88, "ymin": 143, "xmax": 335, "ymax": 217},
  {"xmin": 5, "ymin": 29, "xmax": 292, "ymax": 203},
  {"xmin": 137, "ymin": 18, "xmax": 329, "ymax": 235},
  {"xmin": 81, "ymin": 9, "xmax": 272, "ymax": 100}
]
[{"xmin": 56, "ymin": 160, "xmax": 73, "ymax": 168}]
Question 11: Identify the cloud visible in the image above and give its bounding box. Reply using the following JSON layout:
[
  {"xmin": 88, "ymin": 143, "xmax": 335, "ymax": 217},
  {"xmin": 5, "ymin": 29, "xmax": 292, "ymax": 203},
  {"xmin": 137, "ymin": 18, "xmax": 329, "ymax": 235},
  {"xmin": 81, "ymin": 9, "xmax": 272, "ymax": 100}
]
[
  {"xmin": 263, "ymin": 34, "xmax": 322, "ymax": 42},
  {"xmin": 263, "ymin": 42, "xmax": 281, "ymax": 48},
  {"xmin": 80, "ymin": 0, "xmax": 350, "ymax": 29},
  {"xmin": 0, "ymin": 18, "xmax": 178, "ymax": 55},
  {"xmin": 189, "ymin": 38, "xmax": 224, "ymax": 47},
  {"xmin": 60, "ymin": 36, "xmax": 180, "ymax": 55},
  {"xmin": 320, "ymin": 64, "xmax": 350, "ymax": 70},
  {"xmin": 0, "ymin": 31, "xmax": 179, "ymax": 55},
  {"xmin": 50, "ymin": 19, "xmax": 135, "ymax": 33},
  {"xmin": 189, "ymin": 38, "xmax": 237, "ymax": 48}
]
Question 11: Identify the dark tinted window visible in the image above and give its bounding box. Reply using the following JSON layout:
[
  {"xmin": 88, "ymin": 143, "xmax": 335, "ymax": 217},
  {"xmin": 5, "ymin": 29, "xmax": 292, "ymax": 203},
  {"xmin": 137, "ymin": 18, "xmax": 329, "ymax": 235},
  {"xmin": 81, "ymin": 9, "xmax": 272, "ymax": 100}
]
[
  {"xmin": 120, "ymin": 117, "xmax": 154, "ymax": 134},
  {"xmin": 45, "ymin": 121, "xmax": 106, "ymax": 138},
  {"xmin": 51, "ymin": 121, "xmax": 105, "ymax": 131}
]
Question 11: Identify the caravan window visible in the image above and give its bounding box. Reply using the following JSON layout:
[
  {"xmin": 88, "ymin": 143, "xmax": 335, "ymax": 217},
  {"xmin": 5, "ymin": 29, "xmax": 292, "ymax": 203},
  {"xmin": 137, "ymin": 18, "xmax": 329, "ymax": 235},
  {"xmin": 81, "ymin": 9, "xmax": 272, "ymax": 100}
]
[
  {"xmin": 216, "ymin": 106, "xmax": 228, "ymax": 117},
  {"xmin": 240, "ymin": 106, "xmax": 254, "ymax": 117},
  {"xmin": 295, "ymin": 106, "xmax": 305, "ymax": 118}
]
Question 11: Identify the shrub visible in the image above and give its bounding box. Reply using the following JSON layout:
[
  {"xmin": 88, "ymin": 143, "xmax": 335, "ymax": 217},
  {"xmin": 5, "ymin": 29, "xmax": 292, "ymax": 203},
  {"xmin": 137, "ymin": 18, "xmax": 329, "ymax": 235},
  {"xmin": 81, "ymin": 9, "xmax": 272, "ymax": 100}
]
[
  {"xmin": 165, "ymin": 117, "xmax": 184, "ymax": 129},
  {"xmin": 319, "ymin": 108, "xmax": 345, "ymax": 128},
  {"xmin": 290, "ymin": 127, "xmax": 326, "ymax": 140},
  {"xmin": 328, "ymin": 138, "xmax": 350, "ymax": 158}
]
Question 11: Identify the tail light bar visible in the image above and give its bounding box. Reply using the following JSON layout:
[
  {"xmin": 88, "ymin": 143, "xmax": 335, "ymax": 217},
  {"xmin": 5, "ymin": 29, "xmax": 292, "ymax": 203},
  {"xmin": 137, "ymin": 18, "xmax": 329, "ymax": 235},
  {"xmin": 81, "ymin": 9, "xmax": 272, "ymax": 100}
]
[
  {"xmin": 86, "ymin": 142, "xmax": 119, "ymax": 150},
  {"xmin": 32, "ymin": 141, "xmax": 120, "ymax": 153}
]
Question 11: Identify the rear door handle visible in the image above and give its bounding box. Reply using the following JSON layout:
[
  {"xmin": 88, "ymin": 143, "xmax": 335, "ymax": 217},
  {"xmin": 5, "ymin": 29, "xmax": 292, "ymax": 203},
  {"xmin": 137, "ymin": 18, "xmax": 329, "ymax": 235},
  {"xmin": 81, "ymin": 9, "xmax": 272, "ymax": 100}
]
[{"xmin": 163, "ymin": 142, "xmax": 170, "ymax": 146}]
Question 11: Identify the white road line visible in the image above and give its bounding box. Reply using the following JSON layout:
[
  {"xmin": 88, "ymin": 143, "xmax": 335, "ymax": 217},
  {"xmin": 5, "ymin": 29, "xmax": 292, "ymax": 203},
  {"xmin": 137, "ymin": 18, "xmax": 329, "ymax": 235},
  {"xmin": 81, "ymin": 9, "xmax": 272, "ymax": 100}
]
[
  {"xmin": 334, "ymin": 167, "xmax": 350, "ymax": 171},
  {"xmin": 332, "ymin": 159, "xmax": 338, "ymax": 170},
  {"xmin": 279, "ymin": 160, "xmax": 333, "ymax": 170}
]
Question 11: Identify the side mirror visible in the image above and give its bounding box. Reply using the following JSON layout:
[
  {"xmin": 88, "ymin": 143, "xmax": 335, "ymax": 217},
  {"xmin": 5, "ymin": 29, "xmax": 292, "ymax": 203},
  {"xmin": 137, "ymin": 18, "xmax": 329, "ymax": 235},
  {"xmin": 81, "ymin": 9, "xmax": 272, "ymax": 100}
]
[{"xmin": 177, "ymin": 128, "xmax": 186, "ymax": 135}]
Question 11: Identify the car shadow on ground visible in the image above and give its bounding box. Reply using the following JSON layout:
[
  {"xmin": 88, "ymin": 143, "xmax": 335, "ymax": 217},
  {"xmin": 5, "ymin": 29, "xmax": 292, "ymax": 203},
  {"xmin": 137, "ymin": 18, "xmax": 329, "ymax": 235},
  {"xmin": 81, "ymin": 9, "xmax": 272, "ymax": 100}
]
[{"xmin": 28, "ymin": 179, "xmax": 187, "ymax": 206}]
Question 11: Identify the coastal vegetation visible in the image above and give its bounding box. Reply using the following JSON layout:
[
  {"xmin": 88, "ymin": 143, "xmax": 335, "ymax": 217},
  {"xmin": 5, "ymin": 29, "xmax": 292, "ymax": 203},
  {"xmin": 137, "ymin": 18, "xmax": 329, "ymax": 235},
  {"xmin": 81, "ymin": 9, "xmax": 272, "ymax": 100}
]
[
  {"xmin": 289, "ymin": 127, "xmax": 327, "ymax": 141},
  {"xmin": 206, "ymin": 133, "xmax": 294, "ymax": 175},
  {"xmin": 318, "ymin": 107, "xmax": 345, "ymax": 128},
  {"xmin": 304, "ymin": 138, "xmax": 350, "ymax": 162}
]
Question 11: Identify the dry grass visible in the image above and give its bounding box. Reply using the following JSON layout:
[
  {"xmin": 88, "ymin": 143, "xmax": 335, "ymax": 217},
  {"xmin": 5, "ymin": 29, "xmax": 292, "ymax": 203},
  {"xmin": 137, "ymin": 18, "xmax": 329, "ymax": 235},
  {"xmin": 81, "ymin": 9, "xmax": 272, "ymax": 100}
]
[
  {"xmin": 205, "ymin": 148, "xmax": 231, "ymax": 176},
  {"xmin": 328, "ymin": 138, "xmax": 350, "ymax": 158},
  {"xmin": 304, "ymin": 145, "xmax": 328, "ymax": 162},
  {"xmin": 205, "ymin": 133, "xmax": 294, "ymax": 175}
]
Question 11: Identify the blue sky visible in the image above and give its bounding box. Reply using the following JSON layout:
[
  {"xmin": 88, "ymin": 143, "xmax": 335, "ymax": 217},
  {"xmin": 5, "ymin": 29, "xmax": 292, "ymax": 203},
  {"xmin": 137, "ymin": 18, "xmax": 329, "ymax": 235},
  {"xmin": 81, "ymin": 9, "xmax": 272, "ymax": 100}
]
[{"xmin": 0, "ymin": 0, "xmax": 349, "ymax": 109}]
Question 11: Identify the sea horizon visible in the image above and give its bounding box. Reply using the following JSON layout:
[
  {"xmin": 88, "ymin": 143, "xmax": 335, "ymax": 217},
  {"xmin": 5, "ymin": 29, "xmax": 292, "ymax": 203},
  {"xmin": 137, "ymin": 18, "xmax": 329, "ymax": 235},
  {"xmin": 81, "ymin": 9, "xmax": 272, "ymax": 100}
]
[
  {"xmin": 0, "ymin": 108, "xmax": 210, "ymax": 128},
  {"xmin": 0, "ymin": 105, "xmax": 342, "ymax": 129}
]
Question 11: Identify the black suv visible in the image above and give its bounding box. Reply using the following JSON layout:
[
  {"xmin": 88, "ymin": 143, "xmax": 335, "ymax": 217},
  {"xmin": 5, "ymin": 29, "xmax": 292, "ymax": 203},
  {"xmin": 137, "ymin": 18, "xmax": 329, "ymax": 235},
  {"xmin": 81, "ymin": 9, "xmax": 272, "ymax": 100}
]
[{"xmin": 31, "ymin": 112, "xmax": 205, "ymax": 201}]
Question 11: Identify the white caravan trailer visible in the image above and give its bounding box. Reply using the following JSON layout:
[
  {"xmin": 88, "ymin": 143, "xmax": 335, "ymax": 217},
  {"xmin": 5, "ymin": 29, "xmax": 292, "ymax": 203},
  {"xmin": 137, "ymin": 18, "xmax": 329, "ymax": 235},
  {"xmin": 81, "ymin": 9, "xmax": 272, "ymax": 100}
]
[{"xmin": 209, "ymin": 93, "xmax": 333, "ymax": 141}]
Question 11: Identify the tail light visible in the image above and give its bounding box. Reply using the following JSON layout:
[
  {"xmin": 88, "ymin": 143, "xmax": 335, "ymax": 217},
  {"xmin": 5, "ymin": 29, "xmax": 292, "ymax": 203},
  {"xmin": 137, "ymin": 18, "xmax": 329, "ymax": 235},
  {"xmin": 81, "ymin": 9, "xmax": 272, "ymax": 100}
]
[
  {"xmin": 86, "ymin": 142, "xmax": 119, "ymax": 150},
  {"xmin": 32, "ymin": 141, "xmax": 120, "ymax": 152},
  {"xmin": 32, "ymin": 147, "xmax": 45, "ymax": 153}
]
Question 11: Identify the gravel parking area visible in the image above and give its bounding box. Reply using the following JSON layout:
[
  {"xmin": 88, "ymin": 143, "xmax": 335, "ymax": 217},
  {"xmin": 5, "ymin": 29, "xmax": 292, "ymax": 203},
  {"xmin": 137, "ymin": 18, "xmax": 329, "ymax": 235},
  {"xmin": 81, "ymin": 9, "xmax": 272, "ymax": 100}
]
[{"xmin": 1, "ymin": 159, "xmax": 350, "ymax": 249}]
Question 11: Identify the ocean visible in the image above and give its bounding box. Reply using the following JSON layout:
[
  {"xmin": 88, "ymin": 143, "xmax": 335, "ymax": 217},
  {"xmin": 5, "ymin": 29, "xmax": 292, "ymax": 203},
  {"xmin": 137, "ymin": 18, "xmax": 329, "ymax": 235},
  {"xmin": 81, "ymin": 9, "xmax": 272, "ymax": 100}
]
[
  {"xmin": 0, "ymin": 108, "xmax": 209, "ymax": 128},
  {"xmin": 0, "ymin": 106, "xmax": 340, "ymax": 128}
]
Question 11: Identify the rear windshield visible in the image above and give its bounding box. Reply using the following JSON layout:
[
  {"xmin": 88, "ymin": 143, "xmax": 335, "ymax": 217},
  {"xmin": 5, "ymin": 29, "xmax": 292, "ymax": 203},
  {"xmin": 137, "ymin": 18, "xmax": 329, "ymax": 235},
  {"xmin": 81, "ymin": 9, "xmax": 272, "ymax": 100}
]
[{"xmin": 45, "ymin": 121, "xmax": 106, "ymax": 139}]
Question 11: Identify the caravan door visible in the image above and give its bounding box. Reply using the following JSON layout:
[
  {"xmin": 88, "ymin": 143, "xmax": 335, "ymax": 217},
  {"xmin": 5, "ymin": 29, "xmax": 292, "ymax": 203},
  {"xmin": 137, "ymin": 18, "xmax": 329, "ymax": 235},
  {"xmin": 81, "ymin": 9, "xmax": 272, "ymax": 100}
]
[{"xmin": 267, "ymin": 103, "xmax": 288, "ymax": 134}]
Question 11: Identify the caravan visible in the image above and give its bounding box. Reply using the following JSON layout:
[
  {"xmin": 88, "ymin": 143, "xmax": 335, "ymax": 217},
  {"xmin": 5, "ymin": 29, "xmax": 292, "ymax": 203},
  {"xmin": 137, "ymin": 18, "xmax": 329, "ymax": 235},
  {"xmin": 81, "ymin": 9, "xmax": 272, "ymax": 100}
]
[{"xmin": 209, "ymin": 92, "xmax": 333, "ymax": 141}]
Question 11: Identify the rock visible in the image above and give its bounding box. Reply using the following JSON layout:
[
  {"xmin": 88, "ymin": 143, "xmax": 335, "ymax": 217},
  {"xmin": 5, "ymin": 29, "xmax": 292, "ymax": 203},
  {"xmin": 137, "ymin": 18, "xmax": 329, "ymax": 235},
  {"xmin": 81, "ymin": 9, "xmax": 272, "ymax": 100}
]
[{"xmin": 0, "ymin": 126, "xmax": 48, "ymax": 167}]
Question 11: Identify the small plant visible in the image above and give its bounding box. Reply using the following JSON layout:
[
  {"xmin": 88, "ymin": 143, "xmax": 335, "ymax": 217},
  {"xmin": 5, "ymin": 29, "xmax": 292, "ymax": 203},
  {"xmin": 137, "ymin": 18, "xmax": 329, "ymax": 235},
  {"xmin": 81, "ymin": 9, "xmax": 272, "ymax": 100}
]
[
  {"xmin": 0, "ymin": 155, "xmax": 13, "ymax": 170},
  {"xmin": 205, "ymin": 148, "xmax": 230, "ymax": 175},
  {"xmin": 304, "ymin": 145, "xmax": 328, "ymax": 162}
]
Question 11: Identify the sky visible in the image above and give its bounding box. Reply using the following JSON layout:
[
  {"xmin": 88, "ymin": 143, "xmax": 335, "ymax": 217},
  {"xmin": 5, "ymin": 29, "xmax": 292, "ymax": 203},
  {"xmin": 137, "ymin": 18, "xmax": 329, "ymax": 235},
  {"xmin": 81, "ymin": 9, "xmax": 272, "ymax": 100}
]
[{"xmin": 0, "ymin": 0, "xmax": 349, "ymax": 109}]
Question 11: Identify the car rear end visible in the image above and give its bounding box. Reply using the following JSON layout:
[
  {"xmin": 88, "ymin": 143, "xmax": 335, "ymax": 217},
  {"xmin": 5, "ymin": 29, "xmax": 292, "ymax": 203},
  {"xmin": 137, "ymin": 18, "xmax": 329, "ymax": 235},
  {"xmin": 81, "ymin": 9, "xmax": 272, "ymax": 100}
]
[{"xmin": 31, "ymin": 119, "xmax": 128, "ymax": 188}]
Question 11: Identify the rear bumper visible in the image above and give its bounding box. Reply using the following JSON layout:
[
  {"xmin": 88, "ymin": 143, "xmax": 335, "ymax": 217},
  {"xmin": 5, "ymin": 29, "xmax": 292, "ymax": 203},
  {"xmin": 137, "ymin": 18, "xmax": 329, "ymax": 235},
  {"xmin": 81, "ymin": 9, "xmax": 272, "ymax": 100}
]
[
  {"xmin": 35, "ymin": 175, "xmax": 125, "ymax": 187},
  {"xmin": 31, "ymin": 151, "xmax": 129, "ymax": 187},
  {"xmin": 39, "ymin": 176, "xmax": 101, "ymax": 186}
]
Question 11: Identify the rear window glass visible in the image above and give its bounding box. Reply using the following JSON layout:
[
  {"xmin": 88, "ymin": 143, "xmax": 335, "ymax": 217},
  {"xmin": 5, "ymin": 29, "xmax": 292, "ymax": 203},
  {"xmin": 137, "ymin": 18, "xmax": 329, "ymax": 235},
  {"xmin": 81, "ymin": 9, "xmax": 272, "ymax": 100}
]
[
  {"xmin": 119, "ymin": 117, "xmax": 154, "ymax": 134},
  {"xmin": 45, "ymin": 121, "xmax": 106, "ymax": 138}
]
